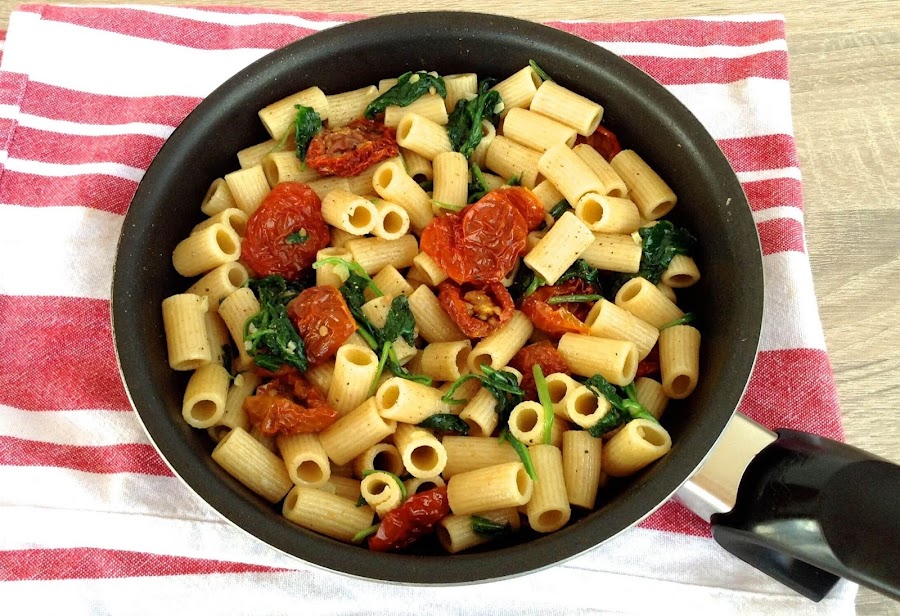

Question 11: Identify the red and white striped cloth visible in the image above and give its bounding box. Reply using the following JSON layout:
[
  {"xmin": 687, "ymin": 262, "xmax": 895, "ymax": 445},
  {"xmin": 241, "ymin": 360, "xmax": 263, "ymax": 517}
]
[{"xmin": 0, "ymin": 5, "xmax": 856, "ymax": 614}]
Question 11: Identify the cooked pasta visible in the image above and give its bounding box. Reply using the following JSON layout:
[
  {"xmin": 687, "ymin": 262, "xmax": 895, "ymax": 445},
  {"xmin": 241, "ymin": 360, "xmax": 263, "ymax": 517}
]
[{"xmin": 164, "ymin": 62, "xmax": 701, "ymax": 552}]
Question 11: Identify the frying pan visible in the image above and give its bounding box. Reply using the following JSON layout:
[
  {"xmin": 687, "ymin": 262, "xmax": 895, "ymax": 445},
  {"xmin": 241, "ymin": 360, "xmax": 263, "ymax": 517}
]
[{"xmin": 111, "ymin": 12, "xmax": 900, "ymax": 601}]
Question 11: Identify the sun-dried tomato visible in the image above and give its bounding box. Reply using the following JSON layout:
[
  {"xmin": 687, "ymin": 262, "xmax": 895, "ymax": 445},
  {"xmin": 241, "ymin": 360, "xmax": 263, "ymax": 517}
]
[
  {"xmin": 306, "ymin": 119, "xmax": 398, "ymax": 177},
  {"xmin": 437, "ymin": 280, "xmax": 514, "ymax": 339},
  {"xmin": 636, "ymin": 346, "xmax": 661, "ymax": 378},
  {"xmin": 368, "ymin": 486, "xmax": 450, "ymax": 552},
  {"xmin": 520, "ymin": 279, "xmax": 596, "ymax": 337},
  {"xmin": 486, "ymin": 186, "xmax": 545, "ymax": 231},
  {"xmin": 241, "ymin": 182, "xmax": 330, "ymax": 280},
  {"xmin": 286, "ymin": 286, "xmax": 356, "ymax": 365},
  {"xmin": 576, "ymin": 124, "xmax": 622, "ymax": 162},
  {"xmin": 243, "ymin": 374, "xmax": 338, "ymax": 437},
  {"xmin": 509, "ymin": 341, "xmax": 570, "ymax": 400},
  {"xmin": 420, "ymin": 188, "xmax": 532, "ymax": 284}
]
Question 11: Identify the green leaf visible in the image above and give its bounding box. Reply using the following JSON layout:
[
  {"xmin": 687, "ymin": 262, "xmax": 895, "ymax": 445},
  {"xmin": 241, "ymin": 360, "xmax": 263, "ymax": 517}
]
[
  {"xmin": 556, "ymin": 259, "xmax": 604, "ymax": 291},
  {"xmin": 467, "ymin": 162, "xmax": 491, "ymax": 203},
  {"xmin": 362, "ymin": 469, "xmax": 408, "ymax": 502},
  {"xmin": 365, "ymin": 71, "xmax": 447, "ymax": 119},
  {"xmin": 432, "ymin": 199, "xmax": 465, "ymax": 212},
  {"xmin": 533, "ymin": 365, "xmax": 554, "ymax": 445},
  {"xmin": 539, "ymin": 199, "xmax": 569, "ymax": 230},
  {"xmin": 528, "ymin": 59, "xmax": 553, "ymax": 82},
  {"xmin": 293, "ymin": 104, "xmax": 322, "ymax": 164},
  {"xmin": 352, "ymin": 524, "xmax": 380, "ymax": 543},
  {"xmin": 637, "ymin": 221, "xmax": 696, "ymax": 284},
  {"xmin": 582, "ymin": 374, "xmax": 660, "ymax": 437},
  {"xmin": 381, "ymin": 295, "xmax": 418, "ymax": 346},
  {"xmin": 448, "ymin": 79, "xmax": 502, "ymax": 158},
  {"xmin": 546, "ymin": 294, "xmax": 602, "ymax": 305},
  {"xmin": 505, "ymin": 174, "xmax": 522, "ymax": 187},
  {"xmin": 661, "ymin": 312, "xmax": 695, "ymax": 330},
  {"xmin": 284, "ymin": 229, "xmax": 309, "ymax": 244},
  {"xmin": 471, "ymin": 515, "xmax": 511, "ymax": 537},
  {"xmin": 500, "ymin": 428, "xmax": 537, "ymax": 481},
  {"xmin": 419, "ymin": 413, "xmax": 470, "ymax": 435},
  {"xmin": 440, "ymin": 374, "xmax": 482, "ymax": 405},
  {"xmin": 244, "ymin": 275, "xmax": 308, "ymax": 372},
  {"xmin": 368, "ymin": 341, "xmax": 393, "ymax": 396},
  {"xmin": 418, "ymin": 179, "xmax": 434, "ymax": 192}
]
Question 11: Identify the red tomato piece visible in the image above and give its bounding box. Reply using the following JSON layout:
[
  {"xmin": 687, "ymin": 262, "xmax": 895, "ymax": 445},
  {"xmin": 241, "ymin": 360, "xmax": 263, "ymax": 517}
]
[
  {"xmin": 437, "ymin": 280, "xmax": 514, "ymax": 339},
  {"xmin": 420, "ymin": 189, "xmax": 528, "ymax": 284},
  {"xmin": 306, "ymin": 119, "xmax": 399, "ymax": 177},
  {"xmin": 483, "ymin": 186, "xmax": 546, "ymax": 231},
  {"xmin": 520, "ymin": 279, "xmax": 596, "ymax": 337},
  {"xmin": 368, "ymin": 486, "xmax": 451, "ymax": 552},
  {"xmin": 576, "ymin": 124, "xmax": 622, "ymax": 162},
  {"xmin": 286, "ymin": 286, "xmax": 357, "ymax": 365},
  {"xmin": 243, "ymin": 374, "xmax": 338, "ymax": 437},
  {"xmin": 241, "ymin": 182, "xmax": 330, "ymax": 280},
  {"xmin": 636, "ymin": 346, "xmax": 660, "ymax": 378},
  {"xmin": 509, "ymin": 341, "xmax": 570, "ymax": 401}
]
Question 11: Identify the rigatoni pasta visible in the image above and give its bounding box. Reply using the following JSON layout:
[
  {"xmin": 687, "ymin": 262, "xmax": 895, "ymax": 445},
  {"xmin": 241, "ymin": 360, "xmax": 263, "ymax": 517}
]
[{"xmin": 163, "ymin": 61, "xmax": 703, "ymax": 553}]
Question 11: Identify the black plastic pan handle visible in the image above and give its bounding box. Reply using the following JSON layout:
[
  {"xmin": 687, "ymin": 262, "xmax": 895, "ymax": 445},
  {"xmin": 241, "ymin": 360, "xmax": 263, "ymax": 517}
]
[{"xmin": 676, "ymin": 415, "xmax": 900, "ymax": 601}]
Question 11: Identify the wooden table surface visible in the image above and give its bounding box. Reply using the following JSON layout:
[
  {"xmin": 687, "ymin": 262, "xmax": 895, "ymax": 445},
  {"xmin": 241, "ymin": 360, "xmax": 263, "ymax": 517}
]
[{"xmin": 1, "ymin": 0, "xmax": 897, "ymax": 612}]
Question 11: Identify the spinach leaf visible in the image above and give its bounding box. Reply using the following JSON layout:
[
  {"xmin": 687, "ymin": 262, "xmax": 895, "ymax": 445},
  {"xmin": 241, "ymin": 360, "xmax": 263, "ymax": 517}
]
[
  {"xmin": 419, "ymin": 413, "xmax": 470, "ymax": 435},
  {"xmin": 499, "ymin": 428, "xmax": 537, "ymax": 481},
  {"xmin": 362, "ymin": 468, "xmax": 408, "ymax": 502},
  {"xmin": 505, "ymin": 174, "xmax": 522, "ymax": 187},
  {"xmin": 244, "ymin": 275, "xmax": 308, "ymax": 372},
  {"xmin": 661, "ymin": 312, "xmax": 695, "ymax": 330},
  {"xmin": 546, "ymin": 294, "xmax": 601, "ymax": 305},
  {"xmin": 382, "ymin": 295, "xmax": 417, "ymax": 346},
  {"xmin": 441, "ymin": 365, "xmax": 524, "ymax": 423},
  {"xmin": 293, "ymin": 104, "xmax": 322, "ymax": 164},
  {"xmin": 352, "ymin": 524, "xmax": 379, "ymax": 543},
  {"xmin": 365, "ymin": 71, "xmax": 447, "ymax": 119},
  {"xmin": 471, "ymin": 515, "xmax": 511, "ymax": 537},
  {"xmin": 533, "ymin": 365, "xmax": 554, "ymax": 445},
  {"xmin": 539, "ymin": 199, "xmax": 569, "ymax": 230},
  {"xmin": 417, "ymin": 179, "xmax": 434, "ymax": 192},
  {"xmin": 583, "ymin": 375, "xmax": 659, "ymax": 437},
  {"xmin": 448, "ymin": 79, "xmax": 502, "ymax": 158},
  {"xmin": 638, "ymin": 221, "xmax": 696, "ymax": 284},
  {"xmin": 467, "ymin": 163, "xmax": 491, "ymax": 203},
  {"xmin": 556, "ymin": 259, "xmax": 604, "ymax": 291},
  {"xmin": 528, "ymin": 59, "xmax": 553, "ymax": 82}
]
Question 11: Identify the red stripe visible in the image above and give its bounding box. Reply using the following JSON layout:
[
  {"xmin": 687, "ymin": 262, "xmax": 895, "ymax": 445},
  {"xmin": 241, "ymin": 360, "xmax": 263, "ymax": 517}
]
[
  {"xmin": 757, "ymin": 217, "xmax": 806, "ymax": 255},
  {"xmin": 623, "ymin": 51, "xmax": 788, "ymax": 85},
  {"xmin": 0, "ymin": 548, "xmax": 286, "ymax": 581},
  {"xmin": 640, "ymin": 501, "xmax": 710, "ymax": 537},
  {"xmin": 740, "ymin": 348, "xmax": 844, "ymax": 441},
  {"xmin": 717, "ymin": 134, "xmax": 799, "ymax": 172},
  {"xmin": 551, "ymin": 18, "xmax": 785, "ymax": 47},
  {"xmin": 39, "ymin": 5, "xmax": 321, "ymax": 51},
  {"xmin": 741, "ymin": 177, "xmax": 803, "ymax": 212},
  {"xmin": 0, "ymin": 70, "xmax": 27, "ymax": 107},
  {"xmin": 0, "ymin": 171, "xmax": 136, "ymax": 212},
  {"xmin": 0, "ymin": 436, "xmax": 171, "ymax": 476},
  {"xmin": 8, "ymin": 126, "xmax": 165, "ymax": 169},
  {"xmin": 0, "ymin": 296, "xmax": 130, "ymax": 411},
  {"xmin": 187, "ymin": 6, "xmax": 364, "ymax": 20},
  {"xmin": 18, "ymin": 82, "xmax": 199, "ymax": 127}
]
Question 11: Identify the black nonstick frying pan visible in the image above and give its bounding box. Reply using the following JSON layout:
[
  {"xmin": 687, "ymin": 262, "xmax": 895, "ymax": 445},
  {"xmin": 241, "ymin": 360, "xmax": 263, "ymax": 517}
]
[{"xmin": 111, "ymin": 12, "xmax": 900, "ymax": 601}]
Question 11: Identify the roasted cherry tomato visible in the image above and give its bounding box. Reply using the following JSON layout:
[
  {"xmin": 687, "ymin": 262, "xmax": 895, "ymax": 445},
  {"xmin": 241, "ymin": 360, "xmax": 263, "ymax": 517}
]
[
  {"xmin": 286, "ymin": 286, "xmax": 357, "ymax": 365},
  {"xmin": 636, "ymin": 346, "xmax": 660, "ymax": 378},
  {"xmin": 437, "ymin": 280, "xmax": 514, "ymax": 338},
  {"xmin": 576, "ymin": 124, "xmax": 622, "ymax": 162},
  {"xmin": 421, "ymin": 188, "xmax": 531, "ymax": 284},
  {"xmin": 306, "ymin": 119, "xmax": 399, "ymax": 177},
  {"xmin": 243, "ymin": 374, "xmax": 338, "ymax": 437},
  {"xmin": 241, "ymin": 182, "xmax": 330, "ymax": 280},
  {"xmin": 520, "ymin": 279, "xmax": 596, "ymax": 337},
  {"xmin": 485, "ymin": 186, "xmax": 545, "ymax": 231},
  {"xmin": 509, "ymin": 341, "xmax": 571, "ymax": 401},
  {"xmin": 368, "ymin": 486, "xmax": 450, "ymax": 552}
]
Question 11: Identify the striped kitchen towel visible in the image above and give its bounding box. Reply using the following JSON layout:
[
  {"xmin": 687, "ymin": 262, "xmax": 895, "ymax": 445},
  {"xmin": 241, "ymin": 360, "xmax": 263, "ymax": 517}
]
[{"xmin": 0, "ymin": 6, "xmax": 856, "ymax": 615}]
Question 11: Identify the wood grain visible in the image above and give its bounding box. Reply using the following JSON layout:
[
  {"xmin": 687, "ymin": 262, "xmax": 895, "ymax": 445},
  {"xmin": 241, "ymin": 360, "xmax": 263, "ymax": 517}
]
[{"xmin": 1, "ymin": 1, "xmax": 897, "ymax": 612}]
